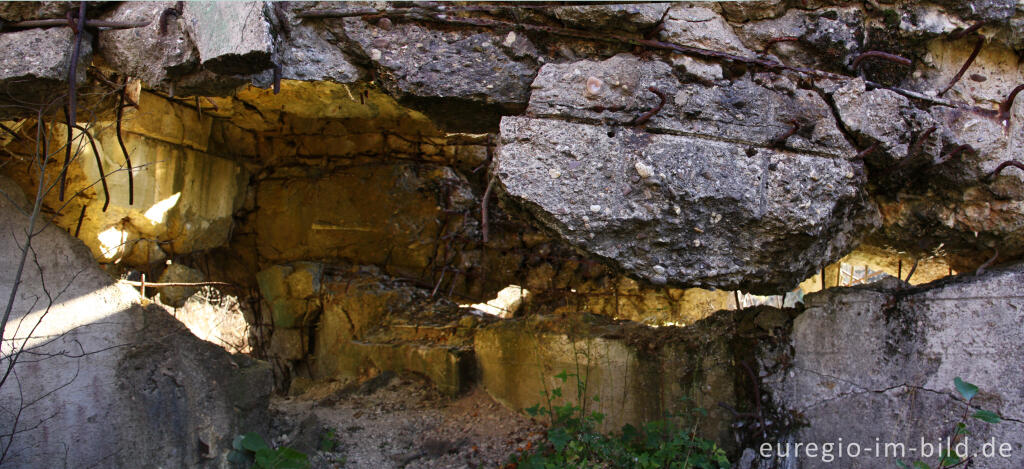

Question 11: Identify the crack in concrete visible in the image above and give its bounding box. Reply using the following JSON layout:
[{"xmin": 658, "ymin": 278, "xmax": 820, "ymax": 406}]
[
  {"xmin": 523, "ymin": 111, "xmax": 848, "ymax": 160},
  {"xmin": 783, "ymin": 366, "xmax": 1024, "ymax": 424}
]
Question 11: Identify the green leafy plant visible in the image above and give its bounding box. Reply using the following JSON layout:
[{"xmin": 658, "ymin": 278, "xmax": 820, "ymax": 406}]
[
  {"xmin": 896, "ymin": 377, "xmax": 1002, "ymax": 469},
  {"xmin": 319, "ymin": 428, "xmax": 339, "ymax": 452},
  {"xmin": 511, "ymin": 370, "xmax": 729, "ymax": 469},
  {"xmin": 228, "ymin": 432, "xmax": 310, "ymax": 469}
]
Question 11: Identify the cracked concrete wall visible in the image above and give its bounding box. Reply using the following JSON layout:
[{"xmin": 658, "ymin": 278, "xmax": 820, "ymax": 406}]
[
  {"xmin": 0, "ymin": 176, "xmax": 271, "ymax": 468},
  {"xmin": 761, "ymin": 267, "xmax": 1024, "ymax": 468}
]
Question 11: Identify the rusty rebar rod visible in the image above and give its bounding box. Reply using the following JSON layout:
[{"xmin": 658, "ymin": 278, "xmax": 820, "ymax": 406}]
[
  {"xmin": 769, "ymin": 120, "xmax": 800, "ymax": 148},
  {"xmin": 765, "ymin": 36, "xmax": 799, "ymax": 48},
  {"xmin": 73, "ymin": 205, "xmax": 86, "ymax": 237},
  {"xmin": 852, "ymin": 51, "xmax": 912, "ymax": 70},
  {"xmin": 938, "ymin": 37, "xmax": 984, "ymax": 97},
  {"xmin": 58, "ymin": 1, "xmax": 88, "ymax": 202},
  {"xmin": 904, "ymin": 258, "xmax": 919, "ymax": 283},
  {"xmin": 1, "ymin": 18, "xmax": 151, "ymax": 31},
  {"xmin": 984, "ymin": 160, "xmax": 1024, "ymax": 182},
  {"xmin": 116, "ymin": 76, "xmax": 134, "ymax": 205},
  {"xmin": 908, "ymin": 126, "xmax": 937, "ymax": 158},
  {"xmin": 950, "ymin": 21, "xmax": 987, "ymax": 41},
  {"xmin": 632, "ymin": 86, "xmax": 666, "ymax": 126},
  {"xmin": 997, "ymin": 84, "xmax": 1024, "ymax": 128},
  {"xmin": 852, "ymin": 143, "xmax": 878, "ymax": 160},
  {"xmin": 934, "ymin": 144, "xmax": 974, "ymax": 165}
]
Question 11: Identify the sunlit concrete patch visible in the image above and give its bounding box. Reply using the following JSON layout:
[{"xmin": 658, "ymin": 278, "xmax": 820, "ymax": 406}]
[{"xmin": 464, "ymin": 284, "xmax": 530, "ymax": 318}]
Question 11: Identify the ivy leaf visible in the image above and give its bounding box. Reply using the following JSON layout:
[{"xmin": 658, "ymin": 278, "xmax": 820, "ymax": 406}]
[
  {"xmin": 548, "ymin": 427, "xmax": 571, "ymax": 451},
  {"xmin": 954, "ymin": 377, "xmax": 978, "ymax": 402},
  {"xmin": 239, "ymin": 432, "xmax": 270, "ymax": 453},
  {"xmin": 913, "ymin": 461, "xmax": 931, "ymax": 469},
  {"xmin": 939, "ymin": 449, "xmax": 961, "ymax": 466},
  {"xmin": 972, "ymin": 409, "xmax": 1001, "ymax": 423}
]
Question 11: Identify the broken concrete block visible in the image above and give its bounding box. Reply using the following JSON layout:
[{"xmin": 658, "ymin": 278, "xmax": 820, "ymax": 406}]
[
  {"xmin": 496, "ymin": 116, "xmax": 878, "ymax": 293},
  {"xmin": 99, "ymin": 1, "xmax": 198, "ymax": 88},
  {"xmin": 182, "ymin": 1, "xmax": 274, "ymax": 75},
  {"xmin": 0, "ymin": 28, "xmax": 91, "ymax": 119},
  {"xmin": 764, "ymin": 263, "xmax": 1024, "ymax": 468}
]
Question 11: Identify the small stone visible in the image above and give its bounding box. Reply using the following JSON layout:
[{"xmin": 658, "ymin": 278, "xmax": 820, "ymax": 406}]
[
  {"xmin": 651, "ymin": 274, "xmax": 668, "ymax": 285},
  {"xmin": 585, "ymin": 76, "xmax": 603, "ymax": 98},
  {"xmin": 653, "ymin": 265, "xmax": 666, "ymax": 275},
  {"xmin": 372, "ymin": 37, "xmax": 387, "ymax": 49},
  {"xmin": 549, "ymin": 169, "xmax": 561, "ymax": 179},
  {"xmin": 370, "ymin": 49, "xmax": 382, "ymax": 61},
  {"xmin": 377, "ymin": 17, "xmax": 393, "ymax": 30},
  {"xmin": 634, "ymin": 161, "xmax": 654, "ymax": 179},
  {"xmin": 503, "ymin": 31, "xmax": 517, "ymax": 47},
  {"xmin": 590, "ymin": 204, "xmax": 602, "ymax": 212}
]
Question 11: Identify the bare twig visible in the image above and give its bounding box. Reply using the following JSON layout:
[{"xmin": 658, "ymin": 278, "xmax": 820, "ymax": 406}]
[
  {"xmin": 481, "ymin": 176, "xmax": 494, "ymax": 244},
  {"xmin": 69, "ymin": 124, "xmax": 109, "ymax": 212},
  {"xmin": 975, "ymin": 249, "xmax": 998, "ymax": 276}
]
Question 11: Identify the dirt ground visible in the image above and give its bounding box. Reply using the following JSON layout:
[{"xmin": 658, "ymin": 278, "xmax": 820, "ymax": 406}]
[{"xmin": 269, "ymin": 373, "xmax": 545, "ymax": 469}]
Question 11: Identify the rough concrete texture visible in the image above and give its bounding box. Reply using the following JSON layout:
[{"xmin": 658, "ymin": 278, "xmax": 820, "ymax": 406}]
[
  {"xmin": 157, "ymin": 262, "xmax": 205, "ymax": 307},
  {"xmin": 762, "ymin": 267, "xmax": 1024, "ymax": 468},
  {"xmin": 99, "ymin": 1, "xmax": 198, "ymax": 88},
  {"xmin": 115, "ymin": 303, "xmax": 272, "ymax": 469},
  {"xmin": 257, "ymin": 263, "xmax": 322, "ymax": 330},
  {"xmin": 255, "ymin": 164, "xmax": 473, "ymax": 275},
  {"xmin": 271, "ymin": 4, "xmax": 364, "ymax": 85},
  {"xmin": 310, "ymin": 267, "xmax": 477, "ymax": 396},
  {"xmin": 527, "ymin": 54, "xmax": 854, "ymax": 157},
  {"xmin": 182, "ymin": 1, "xmax": 274, "ymax": 76},
  {"xmin": 660, "ymin": 4, "xmax": 755, "ymax": 56},
  {"xmin": 76, "ymin": 129, "xmax": 248, "ymax": 262},
  {"xmin": 0, "ymin": 27, "xmax": 91, "ymax": 119},
  {"xmin": 336, "ymin": 16, "xmax": 538, "ymax": 131},
  {"xmin": 550, "ymin": 4, "xmax": 670, "ymax": 33},
  {"xmin": 0, "ymin": 176, "xmax": 270, "ymax": 468},
  {"xmin": 549, "ymin": 276, "xmax": 735, "ymax": 327},
  {"xmin": 474, "ymin": 309, "xmax": 792, "ymax": 447},
  {"xmin": 497, "ymin": 116, "xmax": 877, "ymax": 293}
]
